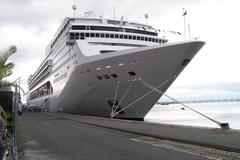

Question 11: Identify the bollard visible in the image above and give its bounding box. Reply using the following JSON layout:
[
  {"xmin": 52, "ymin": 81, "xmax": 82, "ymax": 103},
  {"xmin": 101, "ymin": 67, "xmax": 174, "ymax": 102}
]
[{"xmin": 220, "ymin": 123, "xmax": 230, "ymax": 130}]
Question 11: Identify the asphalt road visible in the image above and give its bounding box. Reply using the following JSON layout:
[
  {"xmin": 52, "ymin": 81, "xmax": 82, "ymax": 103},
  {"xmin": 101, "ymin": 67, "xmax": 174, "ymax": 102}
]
[{"xmin": 17, "ymin": 113, "xmax": 212, "ymax": 160}]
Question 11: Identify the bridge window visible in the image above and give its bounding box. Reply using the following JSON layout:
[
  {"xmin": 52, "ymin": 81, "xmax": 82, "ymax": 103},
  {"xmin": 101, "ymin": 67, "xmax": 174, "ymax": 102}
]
[
  {"xmin": 75, "ymin": 33, "xmax": 79, "ymax": 39},
  {"xmin": 72, "ymin": 25, "xmax": 85, "ymax": 30},
  {"xmin": 80, "ymin": 33, "xmax": 85, "ymax": 39},
  {"xmin": 72, "ymin": 31, "xmax": 163, "ymax": 44},
  {"xmin": 72, "ymin": 25, "xmax": 157, "ymax": 36}
]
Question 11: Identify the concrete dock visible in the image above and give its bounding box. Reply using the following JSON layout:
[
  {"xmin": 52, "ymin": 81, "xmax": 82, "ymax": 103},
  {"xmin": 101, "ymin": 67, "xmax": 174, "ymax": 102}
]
[{"xmin": 17, "ymin": 112, "xmax": 240, "ymax": 160}]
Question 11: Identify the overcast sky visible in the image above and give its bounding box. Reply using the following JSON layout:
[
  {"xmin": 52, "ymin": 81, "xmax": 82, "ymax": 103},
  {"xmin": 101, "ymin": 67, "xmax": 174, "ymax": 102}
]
[{"xmin": 0, "ymin": 0, "xmax": 239, "ymax": 101}]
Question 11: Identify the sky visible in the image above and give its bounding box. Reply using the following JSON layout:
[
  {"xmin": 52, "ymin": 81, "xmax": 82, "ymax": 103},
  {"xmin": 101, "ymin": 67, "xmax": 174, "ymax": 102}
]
[{"xmin": 0, "ymin": 0, "xmax": 240, "ymax": 101}]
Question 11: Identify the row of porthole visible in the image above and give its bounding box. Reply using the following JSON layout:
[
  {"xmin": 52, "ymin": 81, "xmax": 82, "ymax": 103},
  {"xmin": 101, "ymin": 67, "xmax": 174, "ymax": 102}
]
[
  {"xmin": 53, "ymin": 54, "xmax": 77, "ymax": 73},
  {"xmin": 53, "ymin": 47, "xmax": 72, "ymax": 66},
  {"xmin": 53, "ymin": 43, "xmax": 68, "ymax": 59},
  {"xmin": 96, "ymin": 71, "xmax": 136, "ymax": 80},
  {"xmin": 80, "ymin": 61, "xmax": 138, "ymax": 74},
  {"xmin": 96, "ymin": 74, "xmax": 118, "ymax": 80},
  {"xmin": 53, "ymin": 72, "xmax": 67, "ymax": 84},
  {"xmin": 53, "ymin": 46, "xmax": 74, "ymax": 67}
]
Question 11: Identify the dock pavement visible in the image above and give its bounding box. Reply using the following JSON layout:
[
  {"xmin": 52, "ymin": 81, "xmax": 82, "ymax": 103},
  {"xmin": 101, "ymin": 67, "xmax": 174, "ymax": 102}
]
[{"xmin": 17, "ymin": 112, "xmax": 240, "ymax": 160}]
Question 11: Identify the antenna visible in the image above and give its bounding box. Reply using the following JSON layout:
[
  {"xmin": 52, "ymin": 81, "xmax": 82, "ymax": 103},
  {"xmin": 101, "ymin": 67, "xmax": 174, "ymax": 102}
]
[
  {"xmin": 182, "ymin": 8, "xmax": 187, "ymax": 40},
  {"xmin": 188, "ymin": 23, "xmax": 191, "ymax": 40},
  {"xmin": 144, "ymin": 13, "xmax": 149, "ymax": 24},
  {"xmin": 114, "ymin": 6, "xmax": 116, "ymax": 19},
  {"xmin": 72, "ymin": 4, "xmax": 77, "ymax": 17}
]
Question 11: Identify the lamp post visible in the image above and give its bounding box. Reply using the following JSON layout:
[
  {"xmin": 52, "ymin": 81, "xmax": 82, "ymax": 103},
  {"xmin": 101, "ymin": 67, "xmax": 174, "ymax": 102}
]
[{"xmin": 12, "ymin": 77, "xmax": 21, "ymax": 160}]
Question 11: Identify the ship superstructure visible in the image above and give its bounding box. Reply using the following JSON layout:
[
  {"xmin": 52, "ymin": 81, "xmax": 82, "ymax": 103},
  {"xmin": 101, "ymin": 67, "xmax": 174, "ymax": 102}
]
[{"xmin": 27, "ymin": 16, "xmax": 204, "ymax": 120}]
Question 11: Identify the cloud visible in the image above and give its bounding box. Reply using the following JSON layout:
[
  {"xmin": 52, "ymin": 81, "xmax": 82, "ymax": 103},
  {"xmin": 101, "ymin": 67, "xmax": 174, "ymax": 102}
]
[
  {"xmin": 0, "ymin": 0, "xmax": 67, "ymax": 27},
  {"xmin": 0, "ymin": 0, "xmax": 203, "ymax": 28},
  {"xmin": 160, "ymin": 82, "xmax": 240, "ymax": 102},
  {"xmin": 0, "ymin": 0, "xmax": 240, "ymax": 96}
]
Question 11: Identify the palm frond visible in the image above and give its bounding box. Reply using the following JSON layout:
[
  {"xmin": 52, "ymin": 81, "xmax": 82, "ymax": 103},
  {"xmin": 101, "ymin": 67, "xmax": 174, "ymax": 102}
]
[
  {"xmin": 0, "ymin": 80, "xmax": 25, "ymax": 95},
  {"xmin": 0, "ymin": 63, "xmax": 14, "ymax": 80},
  {"xmin": 4, "ymin": 62, "xmax": 14, "ymax": 70},
  {"xmin": 0, "ymin": 45, "xmax": 18, "ymax": 90},
  {"xmin": 1, "ymin": 70, "xmax": 13, "ymax": 79},
  {"xmin": 0, "ymin": 80, "xmax": 16, "ymax": 88},
  {"xmin": 0, "ymin": 69, "xmax": 11, "ymax": 81},
  {"xmin": 0, "ymin": 45, "xmax": 17, "ymax": 67},
  {"xmin": 2, "ymin": 62, "xmax": 14, "ymax": 78},
  {"xmin": 0, "ymin": 45, "xmax": 17, "ymax": 81}
]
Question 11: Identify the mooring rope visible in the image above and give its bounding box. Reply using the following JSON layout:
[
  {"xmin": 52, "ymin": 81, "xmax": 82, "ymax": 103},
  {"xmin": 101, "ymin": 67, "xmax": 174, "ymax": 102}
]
[
  {"xmin": 111, "ymin": 76, "xmax": 177, "ymax": 117},
  {"xmin": 111, "ymin": 81, "xmax": 120, "ymax": 118},
  {"xmin": 140, "ymin": 79, "xmax": 229, "ymax": 129},
  {"xmin": 112, "ymin": 79, "xmax": 136, "ymax": 115}
]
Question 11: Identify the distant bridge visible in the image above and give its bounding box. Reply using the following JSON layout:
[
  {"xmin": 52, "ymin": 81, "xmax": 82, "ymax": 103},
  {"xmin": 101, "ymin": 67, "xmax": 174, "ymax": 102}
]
[{"xmin": 157, "ymin": 98, "xmax": 240, "ymax": 105}]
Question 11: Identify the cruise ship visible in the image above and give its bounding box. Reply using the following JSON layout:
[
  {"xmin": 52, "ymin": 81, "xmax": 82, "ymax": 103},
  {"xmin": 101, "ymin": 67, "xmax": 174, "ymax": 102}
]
[{"xmin": 27, "ymin": 16, "xmax": 205, "ymax": 120}]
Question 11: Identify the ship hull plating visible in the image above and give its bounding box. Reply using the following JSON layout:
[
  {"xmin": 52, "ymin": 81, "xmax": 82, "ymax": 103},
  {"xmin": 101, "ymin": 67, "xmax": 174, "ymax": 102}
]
[{"xmin": 28, "ymin": 41, "xmax": 204, "ymax": 120}]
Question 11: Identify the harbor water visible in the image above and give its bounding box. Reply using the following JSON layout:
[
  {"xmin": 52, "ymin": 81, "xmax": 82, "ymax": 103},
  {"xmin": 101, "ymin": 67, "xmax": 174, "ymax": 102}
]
[{"xmin": 145, "ymin": 102, "xmax": 240, "ymax": 130}]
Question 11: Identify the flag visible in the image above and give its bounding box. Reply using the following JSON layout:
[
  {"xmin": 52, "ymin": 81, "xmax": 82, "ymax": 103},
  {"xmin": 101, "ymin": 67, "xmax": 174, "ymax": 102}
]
[
  {"xmin": 177, "ymin": 32, "xmax": 182, "ymax": 35},
  {"xmin": 183, "ymin": 10, "xmax": 187, "ymax": 16}
]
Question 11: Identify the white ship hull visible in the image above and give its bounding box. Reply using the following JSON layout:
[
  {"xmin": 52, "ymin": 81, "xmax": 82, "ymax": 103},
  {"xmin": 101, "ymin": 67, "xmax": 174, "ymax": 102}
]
[{"xmin": 28, "ymin": 41, "xmax": 204, "ymax": 120}]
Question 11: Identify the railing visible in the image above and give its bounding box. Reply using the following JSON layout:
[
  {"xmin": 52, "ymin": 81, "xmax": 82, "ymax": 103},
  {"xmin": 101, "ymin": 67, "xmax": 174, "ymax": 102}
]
[{"xmin": 158, "ymin": 99, "xmax": 240, "ymax": 105}]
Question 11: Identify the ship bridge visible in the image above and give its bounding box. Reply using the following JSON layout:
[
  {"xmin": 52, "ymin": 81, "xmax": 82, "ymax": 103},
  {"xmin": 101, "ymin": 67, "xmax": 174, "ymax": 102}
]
[{"xmin": 46, "ymin": 17, "xmax": 168, "ymax": 57}]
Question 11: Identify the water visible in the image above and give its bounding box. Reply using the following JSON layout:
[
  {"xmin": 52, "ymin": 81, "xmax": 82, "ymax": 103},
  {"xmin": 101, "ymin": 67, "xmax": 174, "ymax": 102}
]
[{"xmin": 144, "ymin": 102, "xmax": 240, "ymax": 130}]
